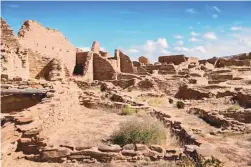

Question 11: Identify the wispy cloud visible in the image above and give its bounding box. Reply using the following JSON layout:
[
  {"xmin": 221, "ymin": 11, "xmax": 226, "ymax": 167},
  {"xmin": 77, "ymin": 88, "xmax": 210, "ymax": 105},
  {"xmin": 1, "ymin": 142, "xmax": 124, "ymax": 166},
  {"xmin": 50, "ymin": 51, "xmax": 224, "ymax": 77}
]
[
  {"xmin": 189, "ymin": 37, "xmax": 202, "ymax": 42},
  {"xmin": 231, "ymin": 26, "xmax": 244, "ymax": 31},
  {"xmin": 9, "ymin": 4, "xmax": 20, "ymax": 8},
  {"xmin": 204, "ymin": 32, "xmax": 217, "ymax": 40},
  {"xmin": 128, "ymin": 48, "xmax": 140, "ymax": 53},
  {"xmin": 191, "ymin": 31, "xmax": 199, "ymax": 36},
  {"xmin": 213, "ymin": 6, "xmax": 221, "ymax": 13},
  {"xmin": 177, "ymin": 40, "xmax": 184, "ymax": 45},
  {"xmin": 186, "ymin": 8, "xmax": 197, "ymax": 14},
  {"xmin": 212, "ymin": 14, "xmax": 218, "ymax": 19},
  {"xmin": 174, "ymin": 35, "xmax": 184, "ymax": 39}
]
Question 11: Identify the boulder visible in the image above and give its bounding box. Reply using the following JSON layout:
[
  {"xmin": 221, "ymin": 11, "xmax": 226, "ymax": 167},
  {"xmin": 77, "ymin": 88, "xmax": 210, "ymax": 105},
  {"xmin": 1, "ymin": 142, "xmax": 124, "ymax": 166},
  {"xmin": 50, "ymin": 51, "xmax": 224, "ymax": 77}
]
[{"xmin": 139, "ymin": 56, "xmax": 150, "ymax": 65}]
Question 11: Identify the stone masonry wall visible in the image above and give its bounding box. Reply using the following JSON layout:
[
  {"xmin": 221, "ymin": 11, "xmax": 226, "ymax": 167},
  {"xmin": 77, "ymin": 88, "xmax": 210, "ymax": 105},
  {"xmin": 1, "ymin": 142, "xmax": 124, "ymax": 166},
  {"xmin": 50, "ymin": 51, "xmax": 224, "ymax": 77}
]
[
  {"xmin": 93, "ymin": 53, "xmax": 116, "ymax": 81},
  {"xmin": 18, "ymin": 20, "xmax": 76, "ymax": 76},
  {"xmin": 118, "ymin": 50, "xmax": 133, "ymax": 73},
  {"xmin": 1, "ymin": 18, "xmax": 29, "ymax": 80}
]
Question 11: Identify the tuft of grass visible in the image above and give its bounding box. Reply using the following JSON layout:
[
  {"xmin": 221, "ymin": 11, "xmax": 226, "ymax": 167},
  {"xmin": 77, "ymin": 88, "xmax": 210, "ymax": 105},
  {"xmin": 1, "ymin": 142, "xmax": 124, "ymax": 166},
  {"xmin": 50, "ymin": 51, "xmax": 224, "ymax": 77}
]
[
  {"xmin": 176, "ymin": 101, "xmax": 185, "ymax": 109},
  {"xmin": 120, "ymin": 104, "xmax": 137, "ymax": 115},
  {"xmin": 227, "ymin": 104, "xmax": 240, "ymax": 112},
  {"xmin": 112, "ymin": 117, "xmax": 167, "ymax": 145},
  {"xmin": 201, "ymin": 156, "xmax": 224, "ymax": 167},
  {"xmin": 147, "ymin": 97, "xmax": 164, "ymax": 107}
]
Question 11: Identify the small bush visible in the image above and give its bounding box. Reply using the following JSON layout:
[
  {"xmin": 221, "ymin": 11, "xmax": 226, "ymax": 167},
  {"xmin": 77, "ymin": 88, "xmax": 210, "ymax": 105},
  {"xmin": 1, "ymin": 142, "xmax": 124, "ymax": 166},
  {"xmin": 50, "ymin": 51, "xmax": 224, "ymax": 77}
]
[
  {"xmin": 120, "ymin": 104, "xmax": 136, "ymax": 115},
  {"xmin": 201, "ymin": 156, "xmax": 223, "ymax": 167},
  {"xmin": 112, "ymin": 117, "xmax": 166, "ymax": 145},
  {"xmin": 169, "ymin": 98, "xmax": 174, "ymax": 104},
  {"xmin": 176, "ymin": 101, "xmax": 185, "ymax": 109},
  {"xmin": 227, "ymin": 104, "xmax": 240, "ymax": 112}
]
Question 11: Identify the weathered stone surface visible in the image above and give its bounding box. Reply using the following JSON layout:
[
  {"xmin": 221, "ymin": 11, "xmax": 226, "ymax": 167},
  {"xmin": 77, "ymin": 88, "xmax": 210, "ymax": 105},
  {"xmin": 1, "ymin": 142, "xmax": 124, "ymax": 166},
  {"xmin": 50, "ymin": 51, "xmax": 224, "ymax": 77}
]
[
  {"xmin": 14, "ymin": 117, "xmax": 33, "ymax": 125},
  {"xmin": 1, "ymin": 18, "xmax": 29, "ymax": 80},
  {"xmin": 18, "ymin": 20, "xmax": 76, "ymax": 77},
  {"xmin": 93, "ymin": 53, "xmax": 116, "ymax": 81},
  {"xmin": 175, "ymin": 85, "xmax": 211, "ymax": 100},
  {"xmin": 139, "ymin": 56, "xmax": 150, "ymax": 65},
  {"xmin": 98, "ymin": 145, "xmax": 122, "ymax": 152},
  {"xmin": 41, "ymin": 148, "xmax": 71, "ymax": 160},
  {"xmin": 121, "ymin": 150, "xmax": 140, "ymax": 156},
  {"xmin": 122, "ymin": 144, "xmax": 135, "ymax": 150},
  {"xmin": 118, "ymin": 50, "xmax": 134, "ymax": 73},
  {"xmin": 149, "ymin": 145, "xmax": 165, "ymax": 154},
  {"xmin": 158, "ymin": 55, "xmax": 186, "ymax": 65}
]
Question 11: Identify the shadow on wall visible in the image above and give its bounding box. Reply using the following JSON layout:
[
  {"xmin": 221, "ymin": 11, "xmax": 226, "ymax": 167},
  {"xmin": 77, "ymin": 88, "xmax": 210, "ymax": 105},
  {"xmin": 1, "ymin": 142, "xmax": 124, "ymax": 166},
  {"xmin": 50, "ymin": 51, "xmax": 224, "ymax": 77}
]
[
  {"xmin": 35, "ymin": 59, "xmax": 53, "ymax": 80},
  {"xmin": 1, "ymin": 94, "xmax": 46, "ymax": 113},
  {"xmin": 73, "ymin": 64, "xmax": 84, "ymax": 76}
]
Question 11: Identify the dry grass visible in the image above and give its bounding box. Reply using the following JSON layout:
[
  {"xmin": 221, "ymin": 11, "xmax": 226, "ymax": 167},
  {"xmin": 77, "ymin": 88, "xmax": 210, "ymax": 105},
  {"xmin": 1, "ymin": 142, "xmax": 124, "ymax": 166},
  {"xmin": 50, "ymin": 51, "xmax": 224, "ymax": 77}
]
[
  {"xmin": 227, "ymin": 104, "xmax": 240, "ymax": 112},
  {"xmin": 112, "ymin": 117, "xmax": 167, "ymax": 145},
  {"xmin": 120, "ymin": 104, "xmax": 137, "ymax": 115},
  {"xmin": 136, "ymin": 97, "xmax": 165, "ymax": 107}
]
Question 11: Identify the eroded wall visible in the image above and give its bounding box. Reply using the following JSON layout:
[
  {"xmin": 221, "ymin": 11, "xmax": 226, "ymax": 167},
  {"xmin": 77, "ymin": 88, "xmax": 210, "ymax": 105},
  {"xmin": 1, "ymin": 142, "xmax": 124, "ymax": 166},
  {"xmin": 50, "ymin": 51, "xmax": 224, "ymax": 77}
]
[
  {"xmin": 93, "ymin": 53, "xmax": 116, "ymax": 80},
  {"xmin": 1, "ymin": 18, "xmax": 29, "ymax": 80},
  {"xmin": 18, "ymin": 20, "xmax": 76, "ymax": 76}
]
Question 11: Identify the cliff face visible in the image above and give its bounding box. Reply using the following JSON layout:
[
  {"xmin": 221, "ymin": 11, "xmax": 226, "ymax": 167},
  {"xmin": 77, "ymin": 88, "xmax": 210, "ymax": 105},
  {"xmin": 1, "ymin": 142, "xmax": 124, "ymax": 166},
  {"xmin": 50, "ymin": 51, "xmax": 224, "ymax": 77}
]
[
  {"xmin": 1, "ymin": 18, "xmax": 29, "ymax": 79},
  {"xmin": 18, "ymin": 20, "xmax": 76, "ymax": 75}
]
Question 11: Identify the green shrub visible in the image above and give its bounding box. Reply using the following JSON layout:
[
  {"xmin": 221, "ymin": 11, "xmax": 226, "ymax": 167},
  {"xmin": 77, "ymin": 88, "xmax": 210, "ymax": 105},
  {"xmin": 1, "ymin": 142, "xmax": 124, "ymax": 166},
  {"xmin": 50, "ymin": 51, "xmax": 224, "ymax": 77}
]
[
  {"xmin": 227, "ymin": 104, "xmax": 240, "ymax": 112},
  {"xmin": 120, "ymin": 104, "xmax": 137, "ymax": 115},
  {"xmin": 112, "ymin": 118, "xmax": 166, "ymax": 145},
  {"xmin": 176, "ymin": 101, "xmax": 185, "ymax": 109}
]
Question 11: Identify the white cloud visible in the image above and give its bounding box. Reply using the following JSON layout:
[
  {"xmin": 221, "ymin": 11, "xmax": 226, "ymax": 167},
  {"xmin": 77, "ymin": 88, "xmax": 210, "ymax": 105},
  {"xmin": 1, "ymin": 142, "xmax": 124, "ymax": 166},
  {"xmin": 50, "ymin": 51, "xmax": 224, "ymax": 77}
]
[
  {"xmin": 230, "ymin": 26, "xmax": 243, "ymax": 31},
  {"xmin": 174, "ymin": 35, "xmax": 183, "ymax": 39},
  {"xmin": 124, "ymin": 38, "xmax": 170, "ymax": 62},
  {"xmin": 128, "ymin": 48, "xmax": 140, "ymax": 53},
  {"xmin": 213, "ymin": 6, "xmax": 221, "ymax": 13},
  {"xmin": 172, "ymin": 28, "xmax": 251, "ymax": 59},
  {"xmin": 204, "ymin": 32, "xmax": 217, "ymax": 40},
  {"xmin": 186, "ymin": 8, "xmax": 197, "ymax": 14},
  {"xmin": 212, "ymin": 14, "xmax": 218, "ymax": 19},
  {"xmin": 189, "ymin": 37, "xmax": 202, "ymax": 42},
  {"xmin": 177, "ymin": 40, "xmax": 184, "ymax": 45},
  {"xmin": 190, "ymin": 31, "xmax": 199, "ymax": 36},
  {"xmin": 173, "ymin": 46, "xmax": 206, "ymax": 53}
]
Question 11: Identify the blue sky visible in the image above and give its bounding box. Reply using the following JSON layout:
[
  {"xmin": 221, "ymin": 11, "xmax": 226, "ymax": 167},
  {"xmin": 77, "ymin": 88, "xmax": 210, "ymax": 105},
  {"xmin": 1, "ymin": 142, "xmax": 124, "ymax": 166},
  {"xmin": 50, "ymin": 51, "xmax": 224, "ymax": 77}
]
[{"xmin": 2, "ymin": 1, "xmax": 251, "ymax": 62}]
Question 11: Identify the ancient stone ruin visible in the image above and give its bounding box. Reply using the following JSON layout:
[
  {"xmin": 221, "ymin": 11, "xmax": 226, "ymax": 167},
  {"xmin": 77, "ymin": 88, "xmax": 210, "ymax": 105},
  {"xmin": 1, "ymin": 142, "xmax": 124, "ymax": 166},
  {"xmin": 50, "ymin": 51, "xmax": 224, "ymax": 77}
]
[{"xmin": 1, "ymin": 17, "xmax": 251, "ymax": 167}]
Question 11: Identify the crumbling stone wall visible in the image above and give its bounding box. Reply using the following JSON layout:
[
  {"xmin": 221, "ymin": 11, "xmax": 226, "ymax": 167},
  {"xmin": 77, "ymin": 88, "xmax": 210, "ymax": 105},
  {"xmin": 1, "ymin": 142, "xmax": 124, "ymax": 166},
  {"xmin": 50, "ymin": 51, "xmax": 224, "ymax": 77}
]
[
  {"xmin": 73, "ymin": 52, "xmax": 93, "ymax": 82},
  {"xmin": 18, "ymin": 20, "xmax": 76, "ymax": 76},
  {"xmin": 159, "ymin": 55, "xmax": 186, "ymax": 65},
  {"xmin": 1, "ymin": 18, "xmax": 29, "ymax": 80},
  {"xmin": 117, "ymin": 50, "xmax": 133, "ymax": 73},
  {"xmin": 93, "ymin": 53, "xmax": 116, "ymax": 80}
]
